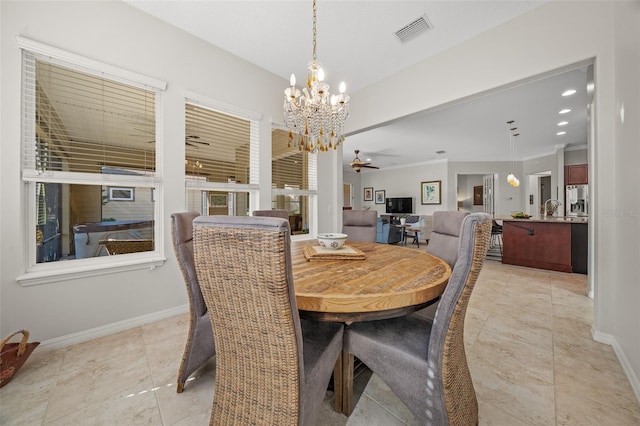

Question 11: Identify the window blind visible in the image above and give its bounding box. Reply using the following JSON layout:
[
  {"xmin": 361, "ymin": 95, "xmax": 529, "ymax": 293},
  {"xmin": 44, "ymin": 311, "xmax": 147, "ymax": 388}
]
[
  {"xmin": 272, "ymin": 128, "xmax": 317, "ymax": 191},
  {"xmin": 22, "ymin": 52, "xmax": 157, "ymax": 179},
  {"xmin": 184, "ymin": 102, "xmax": 259, "ymax": 186}
]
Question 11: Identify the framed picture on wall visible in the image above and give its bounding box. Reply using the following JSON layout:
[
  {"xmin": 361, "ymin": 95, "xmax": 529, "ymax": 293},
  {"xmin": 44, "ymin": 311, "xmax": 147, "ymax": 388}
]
[
  {"xmin": 421, "ymin": 180, "xmax": 441, "ymax": 205},
  {"xmin": 209, "ymin": 194, "xmax": 228, "ymax": 207},
  {"xmin": 364, "ymin": 187, "xmax": 373, "ymax": 201},
  {"xmin": 108, "ymin": 187, "xmax": 134, "ymax": 201},
  {"xmin": 375, "ymin": 189, "xmax": 385, "ymax": 204},
  {"xmin": 473, "ymin": 185, "xmax": 484, "ymax": 205}
]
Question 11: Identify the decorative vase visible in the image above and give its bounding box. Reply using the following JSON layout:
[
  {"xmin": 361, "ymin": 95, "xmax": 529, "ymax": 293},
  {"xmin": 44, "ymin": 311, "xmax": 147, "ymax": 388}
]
[{"xmin": 400, "ymin": 218, "xmax": 406, "ymax": 225}]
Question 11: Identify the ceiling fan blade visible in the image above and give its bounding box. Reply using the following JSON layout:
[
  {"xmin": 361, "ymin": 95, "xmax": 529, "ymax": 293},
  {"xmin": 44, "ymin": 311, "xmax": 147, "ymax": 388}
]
[
  {"xmin": 188, "ymin": 140, "xmax": 210, "ymax": 145},
  {"xmin": 133, "ymin": 127, "xmax": 154, "ymax": 134},
  {"xmin": 361, "ymin": 164, "xmax": 380, "ymax": 169}
]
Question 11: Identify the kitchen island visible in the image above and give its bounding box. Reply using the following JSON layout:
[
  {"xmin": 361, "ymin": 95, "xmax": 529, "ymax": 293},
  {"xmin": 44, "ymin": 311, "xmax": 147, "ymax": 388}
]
[{"xmin": 499, "ymin": 216, "xmax": 588, "ymax": 273}]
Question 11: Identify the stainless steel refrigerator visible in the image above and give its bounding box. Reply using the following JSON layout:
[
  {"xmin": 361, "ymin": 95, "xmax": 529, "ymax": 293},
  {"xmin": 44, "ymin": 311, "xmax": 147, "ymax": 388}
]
[{"xmin": 565, "ymin": 184, "xmax": 588, "ymax": 217}]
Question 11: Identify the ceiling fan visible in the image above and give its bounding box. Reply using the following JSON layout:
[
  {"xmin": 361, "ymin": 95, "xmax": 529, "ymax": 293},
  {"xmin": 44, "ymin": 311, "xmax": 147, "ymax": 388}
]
[
  {"xmin": 134, "ymin": 128, "xmax": 210, "ymax": 148},
  {"xmin": 184, "ymin": 135, "xmax": 210, "ymax": 148},
  {"xmin": 350, "ymin": 150, "xmax": 380, "ymax": 173}
]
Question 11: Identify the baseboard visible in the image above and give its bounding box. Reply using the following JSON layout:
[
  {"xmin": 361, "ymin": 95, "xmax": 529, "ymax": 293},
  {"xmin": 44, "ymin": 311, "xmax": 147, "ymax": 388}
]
[
  {"xmin": 36, "ymin": 304, "xmax": 189, "ymax": 352},
  {"xmin": 592, "ymin": 327, "xmax": 640, "ymax": 403}
]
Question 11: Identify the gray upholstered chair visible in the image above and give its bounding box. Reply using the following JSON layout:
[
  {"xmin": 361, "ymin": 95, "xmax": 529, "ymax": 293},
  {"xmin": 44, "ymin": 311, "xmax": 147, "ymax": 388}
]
[
  {"xmin": 253, "ymin": 209, "xmax": 289, "ymax": 220},
  {"xmin": 342, "ymin": 210, "xmax": 377, "ymax": 242},
  {"xmin": 343, "ymin": 212, "xmax": 492, "ymax": 425},
  {"xmin": 426, "ymin": 211, "xmax": 471, "ymax": 267},
  {"xmin": 417, "ymin": 211, "xmax": 471, "ymax": 320},
  {"xmin": 170, "ymin": 212, "xmax": 216, "ymax": 393},
  {"xmin": 193, "ymin": 215, "xmax": 343, "ymax": 425}
]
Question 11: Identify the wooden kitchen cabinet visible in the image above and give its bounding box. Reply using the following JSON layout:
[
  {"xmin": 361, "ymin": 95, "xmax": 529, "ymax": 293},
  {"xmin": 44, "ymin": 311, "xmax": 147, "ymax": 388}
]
[
  {"xmin": 565, "ymin": 164, "xmax": 588, "ymax": 185},
  {"xmin": 502, "ymin": 220, "xmax": 572, "ymax": 272}
]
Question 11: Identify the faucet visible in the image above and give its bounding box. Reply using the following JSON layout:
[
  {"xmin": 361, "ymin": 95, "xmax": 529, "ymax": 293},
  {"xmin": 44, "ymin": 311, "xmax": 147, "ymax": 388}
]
[{"xmin": 544, "ymin": 199, "xmax": 562, "ymax": 217}]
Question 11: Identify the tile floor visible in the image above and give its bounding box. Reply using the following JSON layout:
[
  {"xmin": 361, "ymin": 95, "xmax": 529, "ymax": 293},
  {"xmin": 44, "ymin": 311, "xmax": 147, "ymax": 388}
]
[{"xmin": 1, "ymin": 259, "xmax": 639, "ymax": 425}]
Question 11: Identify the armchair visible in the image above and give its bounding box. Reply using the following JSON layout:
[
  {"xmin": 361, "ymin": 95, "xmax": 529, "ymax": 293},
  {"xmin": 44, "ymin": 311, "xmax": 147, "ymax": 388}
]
[{"xmin": 376, "ymin": 215, "xmax": 402, "ymax": 244}]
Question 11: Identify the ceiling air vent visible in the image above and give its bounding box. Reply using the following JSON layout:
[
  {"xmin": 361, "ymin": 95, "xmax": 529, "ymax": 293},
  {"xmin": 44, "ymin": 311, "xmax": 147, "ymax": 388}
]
[{"xmin": 394, "ymin": 14, "xmax": 433, "ymax": 44}]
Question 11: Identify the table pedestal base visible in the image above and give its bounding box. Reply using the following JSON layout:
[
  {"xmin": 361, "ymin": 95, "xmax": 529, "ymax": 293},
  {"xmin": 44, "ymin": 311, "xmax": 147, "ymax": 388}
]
[{"xmin": 333, "ymin": 351, "xmax": 373, "ymax": 416}]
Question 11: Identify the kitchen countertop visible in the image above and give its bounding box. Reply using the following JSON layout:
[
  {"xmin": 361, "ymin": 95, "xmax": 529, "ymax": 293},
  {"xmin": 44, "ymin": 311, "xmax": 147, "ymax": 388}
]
[{"xmin": 496, "ymin": 215, "xmax": 588, "ymax": 224}]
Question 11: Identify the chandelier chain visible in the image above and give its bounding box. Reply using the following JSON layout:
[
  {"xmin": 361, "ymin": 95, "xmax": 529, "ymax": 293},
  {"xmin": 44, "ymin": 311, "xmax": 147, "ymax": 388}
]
[{"xmin": 312, "ymin": 0, "xmax": 317, "ymax": 63}]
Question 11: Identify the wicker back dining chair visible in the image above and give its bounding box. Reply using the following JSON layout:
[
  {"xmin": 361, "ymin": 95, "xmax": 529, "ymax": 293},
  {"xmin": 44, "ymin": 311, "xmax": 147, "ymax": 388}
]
[
  {"xmin": 170, "ymin": 212, "xmax": 215, "ymax": 393},
  {"xmin": 344, "ymin": 212, "xmax": 492, "ymax": 425},
  {"xmin": 193, "ymin": 215, "xmax": 344, "ymax": 425}
]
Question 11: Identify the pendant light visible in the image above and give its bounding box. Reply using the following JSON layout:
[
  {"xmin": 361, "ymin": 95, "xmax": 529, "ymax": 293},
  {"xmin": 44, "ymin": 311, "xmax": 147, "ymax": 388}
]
[{"xmin": 506, "ymin": 121, "xmax": 520, "ymax": 187}]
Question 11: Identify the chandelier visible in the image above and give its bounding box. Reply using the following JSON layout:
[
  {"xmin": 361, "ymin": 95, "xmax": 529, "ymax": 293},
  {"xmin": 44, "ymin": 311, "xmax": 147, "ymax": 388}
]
[
  {"xmin": 284, "ymin": 0, "xmax": 349, "ymax": 153},
  {"xmin": 506, "ymin": 121, "xmax": 520, "ymax": 187}
]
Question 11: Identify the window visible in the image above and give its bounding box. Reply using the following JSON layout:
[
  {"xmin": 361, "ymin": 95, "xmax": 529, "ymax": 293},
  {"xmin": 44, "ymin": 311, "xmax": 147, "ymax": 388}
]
[
  {"xmin": 183, "ymin": 96, "xmax": 260, "ymax": 216},
  {"xmin": 19, "ymin": 38, "xmax": 165, "ymax": 282},
  {"xmin": 271, "ymin": 128, "xmax": 317, "ymax": 236}
]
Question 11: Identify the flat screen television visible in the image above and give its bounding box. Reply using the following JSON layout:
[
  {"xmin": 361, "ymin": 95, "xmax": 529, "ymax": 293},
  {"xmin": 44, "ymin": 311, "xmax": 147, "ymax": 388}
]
[{"xmin": 385, "ymin": 197, "xmax": 413, "ymax": 214}]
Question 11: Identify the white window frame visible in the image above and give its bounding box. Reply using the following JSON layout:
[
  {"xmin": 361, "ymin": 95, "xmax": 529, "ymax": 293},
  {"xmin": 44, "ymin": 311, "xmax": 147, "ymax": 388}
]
[
  {"xmin": 183, "ymin": 91, "xmax": 262, "ymax": 214},
  {"xmin": 271, "ymin": 124, "xmax": 318, "ymax": 241},
  {"xmin": 16, "ymin": 37, "xmax": 167, "ymax": 286}
]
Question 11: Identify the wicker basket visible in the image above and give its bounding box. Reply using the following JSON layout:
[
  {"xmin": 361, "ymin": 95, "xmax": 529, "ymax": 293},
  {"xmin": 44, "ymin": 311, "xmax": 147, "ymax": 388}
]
[{"xmin": 1, "ymin": 330, "xmax": 40, "ymax": 388}]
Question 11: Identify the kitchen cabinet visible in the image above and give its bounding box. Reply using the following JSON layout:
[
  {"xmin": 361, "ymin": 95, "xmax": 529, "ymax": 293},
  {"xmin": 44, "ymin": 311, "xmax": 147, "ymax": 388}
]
[
  {"xmin": 502, "ymin": 220, "xmax": 572, "ymax": 272},
  {"xmin": 565, "ymin": 164, "xmax": 588, "ymax": 185},
  {"xmin": 571, "ymin": 223, "xmax": 588, "ymax": 274},
  {"xmin": 501, "ymin": 216, "xmax": 589, "ymax": 274}
]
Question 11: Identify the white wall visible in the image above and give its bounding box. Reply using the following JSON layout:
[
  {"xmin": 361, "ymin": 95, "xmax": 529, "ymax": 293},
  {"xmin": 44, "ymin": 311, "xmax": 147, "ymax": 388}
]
[
  {"xmin": 0, "ymin": 1, "xmax": 289, "ymax": 341},
  {"xmin": 564, "ymin": 148, "xmax": 588, "ymax": 166},
  {"xmin": 356, "ymin": 161, "xmax": 448, "ymax": 217},
  {"xmin": 348, "ymin": 1, "xmax": 638, "ymax": 398},
  {"xmin": 610, "ymin": 0, "xmax": 640, "ymax": 396}
]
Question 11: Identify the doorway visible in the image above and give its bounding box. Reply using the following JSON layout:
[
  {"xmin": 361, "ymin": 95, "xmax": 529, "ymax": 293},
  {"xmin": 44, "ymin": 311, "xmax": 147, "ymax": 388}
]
[
  {"xmin": 343, "ymin": 183, "xmax": 353, "ymax": 209},
  {"xmin": 456, "ymin": 173, "xmax": 497, "ymax": 214}
]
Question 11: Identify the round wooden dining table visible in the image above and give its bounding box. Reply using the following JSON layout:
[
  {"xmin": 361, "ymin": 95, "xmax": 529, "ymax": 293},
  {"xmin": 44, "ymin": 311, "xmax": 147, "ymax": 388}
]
[{"xmin": 290, "ymin": 240, "xmax": 452, "ymax": 415}]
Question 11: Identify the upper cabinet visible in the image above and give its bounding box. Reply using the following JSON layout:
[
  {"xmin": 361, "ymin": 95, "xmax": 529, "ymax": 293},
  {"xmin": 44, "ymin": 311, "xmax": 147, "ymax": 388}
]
[{"xmin": 565, "ymin": 164, "xmax": 588, "ymax": 185}]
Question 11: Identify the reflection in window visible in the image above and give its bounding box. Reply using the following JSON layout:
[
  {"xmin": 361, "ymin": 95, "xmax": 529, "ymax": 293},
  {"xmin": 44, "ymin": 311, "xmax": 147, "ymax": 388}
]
[
  {"xmin": 271, "ymin": 129, "xmax": 317, "ymax": 235},
  {"xmin": 36, "ymin": 182, "xmax": 155, "ymax": 262},
  {"xmin": 22, "ymin": 50, "xmax": 161, "ymax": 266},
  {"xmin": 183, "ymin": 99, "xmax": 259, "ymax": 216}
]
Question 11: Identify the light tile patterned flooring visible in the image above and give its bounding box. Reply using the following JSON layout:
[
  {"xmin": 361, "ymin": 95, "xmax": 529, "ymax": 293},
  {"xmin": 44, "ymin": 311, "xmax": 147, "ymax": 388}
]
[{"xmin": 2, "ymin": 259, "xmax": 639, "ymax": 425}]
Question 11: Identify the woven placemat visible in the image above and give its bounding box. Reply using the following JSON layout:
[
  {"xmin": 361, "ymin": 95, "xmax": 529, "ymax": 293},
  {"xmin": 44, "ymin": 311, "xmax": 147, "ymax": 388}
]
[{"xmin": 303, "ymin": 244, "xmax": 366, "ymax": 261}]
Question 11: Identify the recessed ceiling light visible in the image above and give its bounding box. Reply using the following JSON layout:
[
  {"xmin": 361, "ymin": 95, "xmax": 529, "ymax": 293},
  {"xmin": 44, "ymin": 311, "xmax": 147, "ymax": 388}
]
[
  {"xmin": 557, "ymin": 121, "xmax": 568, "ymax": 126},
  {"xmin": 559, "ymin": 108, "xmax": 571, "ymax": 114},
  {"xmin": 562, "ymin": 89, "xmax": 577, "ymax": 96},
  {"xmin": 557, "ymin": 131, "xmax": 566, "ymax": 136}
]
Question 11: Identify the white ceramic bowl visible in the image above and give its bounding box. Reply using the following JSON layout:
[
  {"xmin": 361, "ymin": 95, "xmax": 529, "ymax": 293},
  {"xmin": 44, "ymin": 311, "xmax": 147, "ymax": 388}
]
[{"xmin": 317, "ymin": 233, "xmax": 348, "ymax": 250}]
